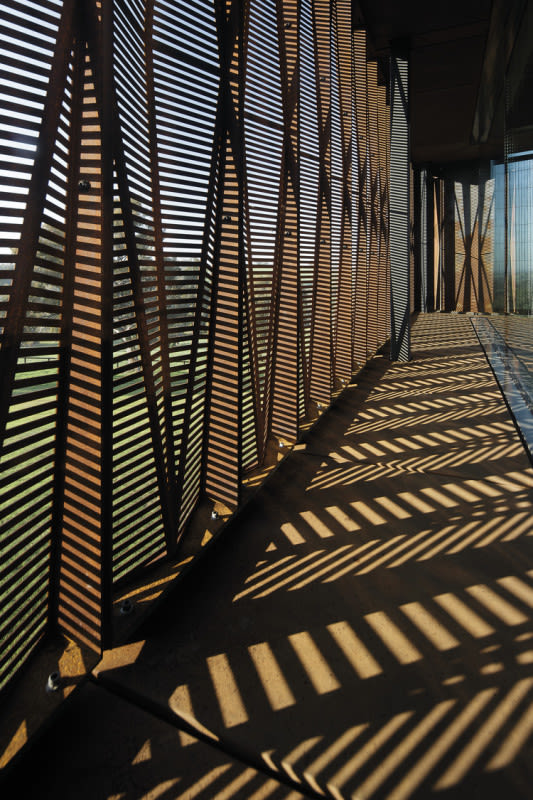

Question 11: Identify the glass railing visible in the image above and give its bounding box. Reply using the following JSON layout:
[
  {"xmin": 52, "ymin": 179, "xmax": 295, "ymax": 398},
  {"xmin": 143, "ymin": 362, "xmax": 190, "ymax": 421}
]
[{"xmin": 471, "ymin": 315, "xmax": 533, "ymax": 460}]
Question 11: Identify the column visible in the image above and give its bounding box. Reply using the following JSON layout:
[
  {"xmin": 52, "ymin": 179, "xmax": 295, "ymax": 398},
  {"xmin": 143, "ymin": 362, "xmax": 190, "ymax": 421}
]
[{"xmin": 389, "ymin": 45, "xmax": 410, "ymax": 361}]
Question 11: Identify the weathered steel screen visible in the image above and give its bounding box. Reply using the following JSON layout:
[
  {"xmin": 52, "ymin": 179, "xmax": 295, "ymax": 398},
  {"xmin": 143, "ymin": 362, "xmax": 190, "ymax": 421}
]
[{"xmin": 0, "ymin": 0, "xmax": 391, "ymax": 691}]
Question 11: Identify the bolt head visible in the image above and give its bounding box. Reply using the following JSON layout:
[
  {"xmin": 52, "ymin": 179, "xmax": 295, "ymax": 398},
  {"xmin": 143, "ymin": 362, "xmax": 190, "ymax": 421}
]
[
  {"xmin": 119, "ymin": 598, "xmax": 134, "ymax": 615},
  {"xmin": 46, "ymin": 671, "xmax": 61, "ymax": 693}
]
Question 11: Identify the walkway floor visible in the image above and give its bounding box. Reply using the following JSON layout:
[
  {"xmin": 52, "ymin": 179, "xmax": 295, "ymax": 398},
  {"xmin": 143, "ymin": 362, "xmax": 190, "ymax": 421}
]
[{"xmin": 5, "ymin": 313, "xmax": 533, "ymax": 799}]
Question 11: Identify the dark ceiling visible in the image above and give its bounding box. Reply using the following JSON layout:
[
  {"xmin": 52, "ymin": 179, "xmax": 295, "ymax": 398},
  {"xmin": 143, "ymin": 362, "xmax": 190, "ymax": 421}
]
[{"xmin": 353, "ymin": 0, "xmax": 505, "ymax": 165}]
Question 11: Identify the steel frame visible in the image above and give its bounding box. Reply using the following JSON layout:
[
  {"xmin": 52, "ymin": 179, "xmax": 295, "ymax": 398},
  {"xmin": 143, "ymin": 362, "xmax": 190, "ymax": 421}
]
[{"xmin": 0, "ymin": 0, "xmax": 392, "ymax": 690}]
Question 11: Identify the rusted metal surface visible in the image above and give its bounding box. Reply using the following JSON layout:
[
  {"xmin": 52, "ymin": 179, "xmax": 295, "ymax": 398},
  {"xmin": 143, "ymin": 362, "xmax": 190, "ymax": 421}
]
[
  {"xmin": 389, "ymin": 48, "xmax": 411, "ymax": 362},
  {"xmin": 333, "ymin": 0, "xmax": 353, "ymax": 387},
  {"xmin": 413, "ymin": 164, "xmax": 496, "ymax": 315},
  {"xmin": 0, "ymin": 0, "xmax": 393, "ymax": 696},
  {"xmin": 269, "ymin": 0, "xmax": 299, "ymax": 445},
  {"xmin": 58, "ymin": 42, "xmax": 105, "ymax": 653},
  {"xmin": 309, "ymin": 0, "xmax": 333, "ymax": 405}
]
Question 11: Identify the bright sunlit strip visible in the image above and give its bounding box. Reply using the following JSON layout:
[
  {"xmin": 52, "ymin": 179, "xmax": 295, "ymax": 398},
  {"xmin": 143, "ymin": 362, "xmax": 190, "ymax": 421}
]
[
  {"xmin": 486, "ymin": 699, "xmax": 533, "ymax": 770},
  {"xmin": 288, "ymin": 631, "xmax": 340, "ymax": 695},
  {"xmin": 245, "ymin": 778, "xmax": 291, "ymax": 800},
  {"xmin": 374, "ymin": 495, "xmax": 411, "ymax": 519},
  {"xmin": 502, "ymin": 514, "xmax": 533, "ymax": 541},
  {"xmin": 168, "ymin": 684, "xmax": 197, "ymax": 747},
  {"xmin": 446, "ymin": 516, "xmax": 505, "ymax": 553},
  {"xmin": 327, "ymin": 712, "xmax": 413, "ymax": 799},
  {"xmin": 377, "ymin": 438, "xmax": 404, "ymax": 453},
  {"xmin": 303, "ymin": 725, "xmax": 369, "ymax": 795},
  {"xmin": 463, "ymin": 479, "xmax": 502, "ymax": 497},
  {"xmin": 173, "ymin": 766, "xmax": 231, "ymax": 800},
  {"xmin": 246, "ymin": 555, "xmax": 296, "ymax": 583},
  {"xmin": 434, "ymin": 678, "xmax": 533, "ymax": 789},
  {"xmin": 327, "ymin": 621, "xmax": 382, "ymax": 678},
  {"xmin": 256, "ymin": 546, "xmax": 353, "ymax": 598},
  {"xmin": 475, "ymin": 513, "xmax": 530, "ymax": 547},
  {"xmin": 417, "ymin": 521, "xmax": 479, "ymax": 561},
  {"xmin": 341, "ymin": 444, "xmax": 368, "ymax": 459},
  {"xmin": 359, "ymin": 442, "xmax": 386, "ymax": 456},
  {"xmin": 354, "ymin": 700, "xmax": 455, "ymax": 797},
  {"xmin": 280, "ymin": 522, "xmax": 306, "ymax": 545},
  {"xmin": 389, "ymin": 525, "xmax": 455, "ymax": 566},
  {"xmin": 278, "ymin": 737, "xmax": 323, "ymax": 784},
  {"xmin": 289, "ymin": 544, "xmax": 380, "ymax": 590},
  {"xmin": 248, "ymin": 642, "xmax": 296, "ymax": 711},
  {"xmin": 365, "ymin": 611, "xmax": 423, "ymax": 664},
  {"xmin": 497, "ymin": 575, "xmax": 533, "ymax": 608},
  {"xmin": 353, "ymin": 535, "xmax": 408, "ymax": 576},
  {"xmin": 321, "ymin": 539, "xmax": 382, "ymax": 583},
  {"xmin": 350, "ymin": 501, "xmax": 387, "ymax": 526},
  {"xmin": 400, "ymin": 602, "xmax": 460, "ymax": 650},
  {"xmin": 325, "ymin": 505, "xmax": 361, "ymax": 531},
  {"xmin": 206, "ymin": 653, "xmax": 248, "ymax": 728},
  {"xmin": 210, "ymin": 767, "xmax": 258, "ymax": 800},
  {"xmin": 441, "ymin": 482, "xmax": 480, "ymax": 502},
  {"xmin": 300, "ymin": 510, "xmax": 335, "ymax": 538},
  {"xmin": 466, "ymin": 584, "xmax": 528, "ymax": 626},
  {"xmin": 397, "ymin": 491, "xmax": 435, "ymax": 514},
  {"xmin": 420, "ymin": 487, "xmax": 458, "ymax": 508},
  {"xmin": 233, "ymin": 550, "xmax": 324, "ymax": 600},
  {"xmin": 433, "ymin": 593, "xmax": 495, "ymax": 638},
  {"xmin": 387, "ymin": 689, "xmax": 497, "ymax": 800}
]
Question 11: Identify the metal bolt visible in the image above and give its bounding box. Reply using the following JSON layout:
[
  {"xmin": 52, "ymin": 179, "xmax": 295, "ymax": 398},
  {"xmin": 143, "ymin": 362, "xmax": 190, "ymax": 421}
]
[
  {"xmin": 119, "ymin": 598, "xmax": 133, "ymax": 615},
  {"xmin": 285, "ymin": 229, "xmax": 292, "ymax": 237},
  {"xmin": 78, "ymin": 179, "xmax": 91, "ymax": 192},
  {"xmin": 211, "ymin": 510, "xmax": 219, "ymax": 521},
  {"xmin": 46, "ymin": 671, "xmax": 61, "ymax": 693}
]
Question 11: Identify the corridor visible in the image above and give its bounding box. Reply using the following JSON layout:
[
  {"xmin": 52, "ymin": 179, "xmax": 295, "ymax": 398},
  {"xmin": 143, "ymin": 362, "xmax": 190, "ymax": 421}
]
[{"xmin": 6, "ymin": 313, "xmax": 533, "ymax": 799}]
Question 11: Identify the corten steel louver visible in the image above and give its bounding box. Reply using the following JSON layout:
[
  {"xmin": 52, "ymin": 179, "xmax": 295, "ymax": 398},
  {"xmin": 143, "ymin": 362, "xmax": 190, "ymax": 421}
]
[
  {"xmin": 308, "ymin": 0, "xmax": 332, "ymax": 405},
  {"xmin": 331, "ymin": 0, "xmax": 352, "ymax": 388},
  {"xmin": 434, "ymin": 175, "xmax": 443, "ymax": 311},
  {"xmin": 375, "ymin": 63, "xmax": 391, "ymax": 349},
  {"xmin": 352, "ymin": 29, "xmax": 369, "ymax": 368},
  {"xmin": 443, "ymin": 175, "xmax": 457, "ymax": 312},
  {"xmin": 426, "ymin": 171, "xmax": 436, "ymax": 312},
  {"xmin": 452, "ymin": 169, "xmax": 495, "ymax": 314},
  {"xmin": 0, "ymin": 0, "xmax": 392, "ymax": 692},
  {"xmin": 413, "ymin": 166, "xmax": 426, "ymax": 312},
  {"xmin": 412, "ymin": 166, "xmax": 496, "ymax": 315},
  {"xmin": 202, "ymin": 0, "xmax": 246, "ymax": 511},
  {"xmin": 389, "ymin": 48, "xmax": 410, "ymax": 362},
  {"xmin": 299, "ymin": 0, "xmax": 319, "ymax": 416},
  {"xmin": 0, "ymin": 0, "xmax": 73, "ymax": 689},
  {"xmin": 367, "ymin": 61, "xmax": 381, "ymax": 358},
  {"xmin": 351, "ymin": 30, "xmax": 390, "ymax": 370}
]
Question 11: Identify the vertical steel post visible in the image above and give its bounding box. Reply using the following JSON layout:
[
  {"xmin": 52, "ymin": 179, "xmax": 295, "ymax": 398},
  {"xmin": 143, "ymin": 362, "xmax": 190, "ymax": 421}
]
[{"xmin": 389, "ymin": 45, "xmax": 410, "ymax": 362}]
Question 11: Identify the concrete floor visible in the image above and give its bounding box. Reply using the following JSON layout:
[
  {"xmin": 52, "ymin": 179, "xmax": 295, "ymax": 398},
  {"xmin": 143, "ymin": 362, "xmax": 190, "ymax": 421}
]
[{"xmin": 4, "ymin": 313, "xmax": 533, "ymax": 799}]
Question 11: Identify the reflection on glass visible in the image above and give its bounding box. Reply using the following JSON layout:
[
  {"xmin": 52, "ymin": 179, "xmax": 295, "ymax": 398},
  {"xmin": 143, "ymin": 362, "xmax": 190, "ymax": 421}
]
[{"xmin": 493, "ymin": 151, "xmax": 533, "ymax": 315}]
